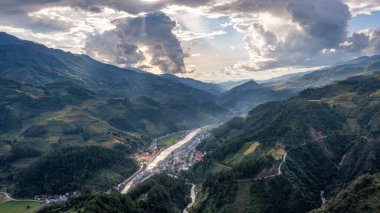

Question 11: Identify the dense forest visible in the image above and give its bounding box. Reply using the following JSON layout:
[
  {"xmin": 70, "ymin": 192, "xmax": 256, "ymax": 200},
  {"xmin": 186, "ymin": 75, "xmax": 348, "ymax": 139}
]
[
  {"xmin": 312, "ymin": 173, "xmax": 380, "ymax": 213},
  {"xmin": 185, "ymin": 73, "xmax": 380, "ymax": 212},
  {"xmin": 39, "ymin": 174, "xmax": 191, "ymax": 213},
  {"xmin": 0, "ymin": 77, "xmax": 230, "ymax": 197},
  {"xmin": 13, "ymin": 146, "xmax": 138, "ymax": 197}
]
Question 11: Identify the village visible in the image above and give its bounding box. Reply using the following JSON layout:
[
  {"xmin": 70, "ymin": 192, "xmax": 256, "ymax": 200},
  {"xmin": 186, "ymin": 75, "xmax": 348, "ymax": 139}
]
[
  {"xmin": 113, "ymin": 129, "xmax": 209, "ymax": 192},
  {"xmin": 34, "ymin": 191, "xmax": 79, "ymax": 204}
]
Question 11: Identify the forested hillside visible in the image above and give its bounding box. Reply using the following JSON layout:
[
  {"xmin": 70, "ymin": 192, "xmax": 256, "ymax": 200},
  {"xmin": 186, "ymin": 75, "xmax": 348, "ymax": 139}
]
[
  {"xmin": 311, "ymin": 173, "xmax": 380, "ymax": 213},
  {"xmin": 186, "ymin": 73, "xmax": 380, "ymax": 212},
  {"xmin": 39, "ymin": 174, "xmax": 191, "ymax": 213},
  {"xmin": 0, "ymin": 78, "xmax": 230, "ymax": 197},
  {"xmin": 13, "ymin": 146, "xmax": 138, "ymax": 197}
]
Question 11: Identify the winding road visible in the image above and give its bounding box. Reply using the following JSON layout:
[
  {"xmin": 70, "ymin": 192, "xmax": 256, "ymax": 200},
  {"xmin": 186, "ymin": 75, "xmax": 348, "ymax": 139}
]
[{"xmin": 238, "ymin": 151, "xmax": 287, "ymax": 182}]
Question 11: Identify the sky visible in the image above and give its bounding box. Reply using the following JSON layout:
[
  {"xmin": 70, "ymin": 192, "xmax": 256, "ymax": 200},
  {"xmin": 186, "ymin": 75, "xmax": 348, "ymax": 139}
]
[{"xmin": 0, "ymin": 0, "xmax": 379, "ymax": 81}]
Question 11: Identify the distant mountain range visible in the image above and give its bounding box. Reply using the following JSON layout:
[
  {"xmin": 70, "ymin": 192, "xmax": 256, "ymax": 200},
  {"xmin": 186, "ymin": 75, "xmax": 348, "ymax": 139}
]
[
  {"xmin": 160, "ymin": 73, "xmax": 225, "ymax": 96},
  {"xmin": 221, "ymin": 55, "xmax": 380, "ymax": 114},
  {"xmin": 275, "ymin": 55, "xmax": 380, "ymax": 91},
  {"xmin": 2, "ymin": 32, "xmax": 379, "ymax": 116},
  {"xmin": 0, "ymin": 32, "xmax": 217, "ymax": 104}
]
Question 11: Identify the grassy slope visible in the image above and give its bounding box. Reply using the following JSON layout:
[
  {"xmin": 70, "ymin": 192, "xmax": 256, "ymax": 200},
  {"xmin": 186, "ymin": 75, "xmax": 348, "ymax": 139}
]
[{"xmin": 0, "ymin": 201, "xmax": 43, "ymax": 213}]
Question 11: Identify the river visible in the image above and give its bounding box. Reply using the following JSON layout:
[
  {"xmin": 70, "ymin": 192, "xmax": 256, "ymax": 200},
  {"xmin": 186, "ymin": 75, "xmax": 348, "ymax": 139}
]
[
  {"xmin": 121, "ymin": 128, "xmax": 202, "ymax": 194},
  {"xmin": 183, "ymin": 184, "xmax": 196, "ymax": 213}
]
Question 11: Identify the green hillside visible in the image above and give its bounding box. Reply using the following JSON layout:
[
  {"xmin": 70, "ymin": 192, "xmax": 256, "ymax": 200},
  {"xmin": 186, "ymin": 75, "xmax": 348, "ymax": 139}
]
[
  {"xmin": 187, "ymin": 73, "xmax": 380, "ymax": 212},
  {"xmin": 14, "ymin": 146, "xmax": 138, "ymax": 197},
  {"xmin": 312, "ymin": 173, "xmax": 380, "ymax": 213},
  {"xmin": 39, "ymin": 174, "xmax": 191, "ymax": 213},
  {"xmin": 0, "ymin": 32, "xmax": 220, "ymax": 105},
  {"xmin": 0, "ymin": 78, "xmax": 231, "ymax": 197}
]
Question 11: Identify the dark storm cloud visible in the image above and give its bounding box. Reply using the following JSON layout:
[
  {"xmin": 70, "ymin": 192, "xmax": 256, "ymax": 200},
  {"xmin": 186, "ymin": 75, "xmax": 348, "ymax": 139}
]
[
  {"xmin": 287, "ymin": 0, "xmax": 351, "ymax": 46},
  {"xmin": 86, "ymin": 12, "xmax": 186, "ymax": 73}
]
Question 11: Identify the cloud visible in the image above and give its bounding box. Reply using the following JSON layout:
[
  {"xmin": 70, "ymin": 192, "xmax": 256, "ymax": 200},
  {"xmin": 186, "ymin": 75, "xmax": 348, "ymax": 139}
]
[
  {"xmin": 207, "ymin": 0, "xmax": 353, "ymax": 71},
  {"xmin": 212, "ymin": 0, "xmax": 351, "ymax": 46},
  {"xmin": 174, "ymin": 29, "xmax": 226, "ymax": 41},
  {"xmin": 86, "ymin": 12, "xmax": 187, "ymax": 74},
  {"xmin": 0, "ymin": 0, "xmax": 165, "ymax": 15},
  {"xmin": 343, "ymin": 0, "xmax": 380, "ymax": 15},
  {"xmin": 286, "ymin": 0, "xmax": 351, "ymax": 46},
  {"xmin": 0, "ymin": 7, "xmax": 74, "ymax": 33},
  {"xmin": 0, "ymin": 0, "xmax": 379, "ymax": 80},
  {"xmin": 340, "ymin": 28, "xmax": 380, "ymax": 55},
  {"xmin": 0, "ymin": 0, "xmax": 213, "ymax": 15},
  {"xmin": 169, "ymin": 0, "xmax": 212, "ymax": 7}
]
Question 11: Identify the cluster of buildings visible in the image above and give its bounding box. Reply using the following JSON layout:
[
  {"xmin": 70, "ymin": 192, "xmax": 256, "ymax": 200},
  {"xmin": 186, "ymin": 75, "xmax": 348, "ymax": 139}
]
[
  {"xmin": 156, "ymin": 132, "xmax": 208, "ymax": 174},
  {"xmin": 34, "ymin": 191, "xmax": 79, "ymax": 204},
  {"xmin": 119, "ymin": 130, "xmax": 209, "ymax": 192}
]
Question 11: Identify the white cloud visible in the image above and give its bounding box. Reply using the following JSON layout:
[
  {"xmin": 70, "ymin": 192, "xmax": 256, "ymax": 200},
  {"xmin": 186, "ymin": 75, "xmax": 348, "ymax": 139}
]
[
  {"xmin": 343, "ymin": 0, "xmax": 380, "ymax": 16},
  {"xmin": 0, "ymin": 0, "xmax": 379, "ymax": 81},
  {"xmin": 173, "ymin": 29, "xmax": 226, "ymax": 41}
]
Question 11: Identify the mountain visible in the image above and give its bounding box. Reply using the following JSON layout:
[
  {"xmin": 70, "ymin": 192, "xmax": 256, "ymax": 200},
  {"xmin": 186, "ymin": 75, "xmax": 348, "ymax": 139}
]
[
  {"xmin": 161, "ymin": 74, "xmax": 224, "ymax": 96},
  {"xmin": 220, "ymin": 55, "xmax": 380, "ymax": 114},
  {"xmin": 277, "ymin": 55, "xmax": 380, "ymax": 91},
  {"xmin": 0, "ymin": 32, "xmax": 217, "ymax": 104},
  {"xmin": 186, "ymin": 72, "xmax": 380, "ymax": 212},
  {"xmin": 13, "ymin": 146, "xmax": 138, "ymax": 197},
  {"xmin": 335, "ymin": 55, "xmax": 380, "ymax": 66},
  {"xmin": 311, "ymin": 173, "xmax": 380, "ymax": 213},
  {"xmin": 220, "ymin": 80, "xmax": 292, "ymax": 114},
  {"xmin": 0, "ymin": 78, "xmax": 231, "ymax": 196},
  {"xmin": 216, "ymin": 79, "xmax": 250, "ymax": 91},
  {"xmin": 0, "ymin": 32, "xmax": 234, "ymax": 198},
  {"xmin": 257, "ymin": 70, "xmax": 313, "ymax": 84},
  {"xmin": 227, "ymin": 80, "xmax": 260, "ymax": 92},
  {"xmin": 0, "ymin": 78, "xmax": 231, "ymax": 147},
  {"xmin": 39, "ymin": 174, "xmax": 191, "ymax": 213}
]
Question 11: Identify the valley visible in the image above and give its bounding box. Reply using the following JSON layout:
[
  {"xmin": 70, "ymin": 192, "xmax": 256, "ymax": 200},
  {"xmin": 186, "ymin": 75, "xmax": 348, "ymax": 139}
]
[
  {"xmin": 0, "ymin": 32, "xmax": 380, "ymax": 213},
  {"xmin": 121, "ymin": 127, "xmax": 207, "ymax": 194},
  {"xmin": 185, "ymin": 73, "xmax": 380, "ymax": 212}
]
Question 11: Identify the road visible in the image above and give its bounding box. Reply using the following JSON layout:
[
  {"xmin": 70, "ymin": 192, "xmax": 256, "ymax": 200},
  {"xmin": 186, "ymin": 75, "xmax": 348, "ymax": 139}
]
[
  {"xmin": 121, "ymin": 128, "xmax": 202, "ymax": 194},
  {"xmin": 238, "ymin": 151, "xmax": 287, "ymax": 182},
  {"xmin": 277, "ymin": 152, "xmax": 287, "ymax": 175},
  {"xmin": 1, "ymin": 192, "xmax": 15, "ymax": 201},
  {"xmin": 0, "ymin": 192, "xmax": 38, "ymax": 202}
]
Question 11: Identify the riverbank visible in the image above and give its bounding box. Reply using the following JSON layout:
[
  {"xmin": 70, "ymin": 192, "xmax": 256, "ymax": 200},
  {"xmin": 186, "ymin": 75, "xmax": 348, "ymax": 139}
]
[{"xmin": 121, "ymin": 128, "xmax": 204, "ymax": 194}]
